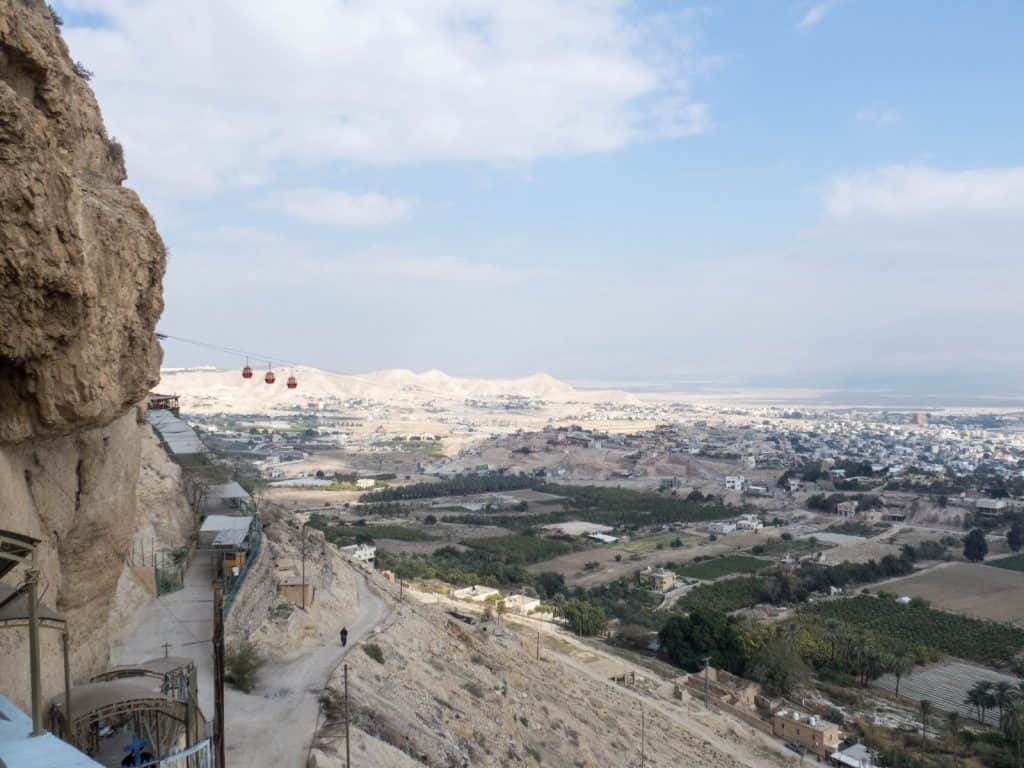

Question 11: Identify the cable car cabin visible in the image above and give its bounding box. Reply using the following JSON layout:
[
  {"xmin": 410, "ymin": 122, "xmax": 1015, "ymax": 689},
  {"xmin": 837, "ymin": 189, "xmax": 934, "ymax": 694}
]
[
  {"xmin": 286, "ymin": 376, "xmax": 298, "ymax": 389},
  {"xmin": 242, "ymin": 365, "xmax": 253, "ymax": 379},
  {"xmin": 265, "ymin": 370, "xmax": 276, "ymax": 384}
]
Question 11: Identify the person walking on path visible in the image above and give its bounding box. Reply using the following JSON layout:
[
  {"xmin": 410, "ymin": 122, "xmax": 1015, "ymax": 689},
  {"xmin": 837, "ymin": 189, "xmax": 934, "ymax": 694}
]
[{"xmin": 339, "ymin": 627, "xmax": 348, "ymax": 647}]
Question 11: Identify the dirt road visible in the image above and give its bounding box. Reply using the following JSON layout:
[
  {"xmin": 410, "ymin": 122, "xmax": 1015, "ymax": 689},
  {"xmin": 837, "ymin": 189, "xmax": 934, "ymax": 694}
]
[{"xmin": 225, "ymin": 572, "xmax": 390, "ymax": 768}]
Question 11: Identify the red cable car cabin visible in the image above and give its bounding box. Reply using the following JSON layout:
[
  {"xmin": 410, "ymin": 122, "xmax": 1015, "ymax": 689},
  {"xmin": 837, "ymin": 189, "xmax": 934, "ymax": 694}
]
[
  {"xmin": 286, "ymin": 376, "xmax": 298, "ymax": 389},
  {"xmin": 265, "ymin": 370, "xmax": 276, "ymax": 384},
  {"xmin": 242, "ymin": 365, "xmax": 253, "ymax": 379}
]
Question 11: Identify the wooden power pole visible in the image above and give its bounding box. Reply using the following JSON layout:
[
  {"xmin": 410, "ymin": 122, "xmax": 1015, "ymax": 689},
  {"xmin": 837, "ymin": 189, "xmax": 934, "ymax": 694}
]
[
  {"xmin": 26, "ymin": 566, "xmax": 43, "ymax": 736},
  {"xmin": 213, "ymin": 582, "xmax": 226, "ymax": 768},
  {"xmin": 344, "ymin": 663, "xmax": 351, "ymax": 768}
]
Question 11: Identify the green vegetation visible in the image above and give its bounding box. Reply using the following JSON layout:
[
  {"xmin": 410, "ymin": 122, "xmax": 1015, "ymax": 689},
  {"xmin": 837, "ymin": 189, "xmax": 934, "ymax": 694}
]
[
  {"xmin": 804, "ymin": 595, "xmax": 1024, "ymax": 666},
  {"xmin": 963, "ymin": 527, "xmax": 989, "ymax": 562},
  {"xmin": 570, "ymin": 578, "xmax": 662, "ymax": 629},
  {"xmin": 461, "ymin": 534, "xmax": 573, "ymax": 564},
  {"xmin": 542, "ymin": 483, "xmax": 737, "ymax": 528},
  {"xmin": 671, "ymin": 555, "xmax": 768, "ymax": 580},
  {"xmin": 988, "ymin": 553, "xmax": 1024, "ymax": 572},
  {"xmin": 676, "ymin": 577, "xmax": 765, "ymax": 614},
  {"xmin": 361, "ymin": 474, "xmax": 537, "ymax": 502},
  {"xmin": 825, "ymin": 521, "xmax": 891, "ymax": 537},
  {"xmin": 560, "ymin": 599, "xmax": 608, "ymax": 636},
  {"xmin": 225, "ymin": 640, "xmax": 265, "ymax": 693},
  {"xmin": 807, "ymin": 493, "xmax": 885, "ymax": 514},
  {"xmin": 362, "ymin": 643, "xmax": 385, "ymax": 664},
  {"xmin": 658, "ymin": 609, "xmax": 748, "ymax": 674},
  {"xmin": 307, "ymin": 515, "xmax": 435, "ymax": 544}
]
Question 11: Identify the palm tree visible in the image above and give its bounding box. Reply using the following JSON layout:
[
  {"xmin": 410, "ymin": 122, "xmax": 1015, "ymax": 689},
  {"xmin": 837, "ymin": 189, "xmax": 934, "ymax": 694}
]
[
  {"xmin": 823, "ymin": 619, "xmax": 842, "ymax": 664},
  {"xmin": 1004, "ymin": 698, "xmax": 1024, "ymax": 768},
  {"xmin": 946, "ymin": 711, "xmax": 960, "ymax": 761},
  {"xmin": 890, "ymin": 653, "xmax": 915, "ymax": 698},
  {"xmin": 996, "ymin": 681, "xmax": 1014, "ymax": 729},
  {"xmin": 920, "ymin": 699, "xmax": 932, "ymax": 758}
]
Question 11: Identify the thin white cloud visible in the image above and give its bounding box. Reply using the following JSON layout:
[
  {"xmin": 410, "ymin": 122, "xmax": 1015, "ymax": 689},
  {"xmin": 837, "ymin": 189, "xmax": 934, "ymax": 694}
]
[
  {"xmin": 855, "ymin": 107, "xmax": 901, "ymax": 125},
  {"xmin": 266, "ymin": 189, "xmax": 416, "ymax": 229},
  {"xmin": 798, "ymin": 1, "xmax": 835, "ymax": 29},
  {"xmin": 61, "ymin": 1, "xmax": 711, "ymax": 201},
  {"xmin": 824, "ymin": 165, "xmax": 1024, "ymax": 219}
]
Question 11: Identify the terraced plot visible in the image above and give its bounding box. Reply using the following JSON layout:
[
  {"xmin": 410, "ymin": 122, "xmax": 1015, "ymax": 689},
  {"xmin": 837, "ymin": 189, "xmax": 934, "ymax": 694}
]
[{"xmin": 875, "ymin": 660, "xmax": 1022, "ymax": 726}]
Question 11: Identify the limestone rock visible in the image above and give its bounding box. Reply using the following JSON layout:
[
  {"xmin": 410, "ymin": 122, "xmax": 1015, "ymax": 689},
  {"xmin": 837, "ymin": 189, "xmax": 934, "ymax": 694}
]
[{"xmin": 0, "ymin": 0, "xmax": 165, "ymax": 443}]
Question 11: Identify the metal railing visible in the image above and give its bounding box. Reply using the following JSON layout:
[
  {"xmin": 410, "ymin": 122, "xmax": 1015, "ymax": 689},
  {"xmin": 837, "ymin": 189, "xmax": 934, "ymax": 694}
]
[{"xmin": 223, "ymin": 524, "xmax": 262, "ymax": 617}]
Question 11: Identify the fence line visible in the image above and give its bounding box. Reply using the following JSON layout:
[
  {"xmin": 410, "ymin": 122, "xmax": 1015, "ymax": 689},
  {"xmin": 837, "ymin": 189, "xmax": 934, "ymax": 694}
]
[{"xmin": 223, "ymin": 524, "xmax": 262, "ymax": 617}]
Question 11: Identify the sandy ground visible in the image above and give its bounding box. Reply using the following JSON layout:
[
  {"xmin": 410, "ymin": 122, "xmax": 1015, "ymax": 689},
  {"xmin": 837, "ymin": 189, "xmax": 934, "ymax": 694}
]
[
  {"xmin": 226, "ymin": 572, "xmax": 391, "ymax": 768},
  {"xmin": 865, "ymin": 561, "xmax": 1024, "ymax": 625},
  {"xmin": 530, "ymin": 527, "xmax": 778, "ymax": 587}
]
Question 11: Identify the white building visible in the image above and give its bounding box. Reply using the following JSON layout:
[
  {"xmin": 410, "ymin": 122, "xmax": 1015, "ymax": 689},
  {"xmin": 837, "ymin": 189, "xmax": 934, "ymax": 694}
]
[
  {"xmin": 452, "ymin": 585, "xmax": 501, "ymax": 602},
  {"xmin": 355, "ymin": 478, "xmax": 376, "ymax": 490},
  {"xmin": 736, "ymin": 514, "xmax": 763, "ymax": 531},
  {"xmin": 339, "ymin": 543, "xmax": 376, "ymax": 563},
  {"xmin": 709, "ymin": 521, "xmax": 737, "ymax": 535},
  {"xmin": 725, "ymin": 475, "xmax": 746, "ymax": 492},
  {"xmin": 503, "ymin": 594, "xmax": 542, "ymax": 616}
]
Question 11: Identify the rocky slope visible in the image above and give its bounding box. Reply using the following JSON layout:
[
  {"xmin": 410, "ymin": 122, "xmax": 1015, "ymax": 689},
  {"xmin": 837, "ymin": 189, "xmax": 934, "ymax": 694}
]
[
  {"xmin": 312, "ymin": 584, "xmax": 789, "ymax": 768},
  {"xmin": 0, "ymin": 0, "xmax": 177, "ymax": 712}
]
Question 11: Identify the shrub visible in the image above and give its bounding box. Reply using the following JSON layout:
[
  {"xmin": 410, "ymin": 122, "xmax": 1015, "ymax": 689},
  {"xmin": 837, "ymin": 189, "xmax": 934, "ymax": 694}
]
[
  {"xmin": 362, "ymin": 642, "xmax": 385, "ymax": 664},
  {"xmin": 225, "ymin": 640, "xmax": 264, "ymax": 693}
]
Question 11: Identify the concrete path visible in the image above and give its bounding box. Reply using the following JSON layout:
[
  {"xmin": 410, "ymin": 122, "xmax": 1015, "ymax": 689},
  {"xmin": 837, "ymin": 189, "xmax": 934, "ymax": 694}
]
[
  {"xmin": 112, "ymin": 552, "xmax": 217, "ymax": 718},
  {"xmin": 224, "ymin": 572, "xmax": 390, "ymax": 768}
]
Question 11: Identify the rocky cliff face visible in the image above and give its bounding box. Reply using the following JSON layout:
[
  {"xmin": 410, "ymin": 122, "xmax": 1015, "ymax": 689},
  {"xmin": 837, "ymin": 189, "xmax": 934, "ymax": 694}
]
[
  {"xmin": 0, "ymin": 0, "xmax": 176, "ymax": 711},
  {"xmin": 0, "ymin": 0, "xmax": 165, "ymax": 443}
]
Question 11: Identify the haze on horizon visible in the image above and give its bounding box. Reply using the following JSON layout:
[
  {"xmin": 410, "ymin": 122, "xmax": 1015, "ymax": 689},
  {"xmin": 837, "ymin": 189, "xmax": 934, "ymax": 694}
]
[{"xmin": 57, "ymin": 1, "xmax": 1024, "ymax": 396}]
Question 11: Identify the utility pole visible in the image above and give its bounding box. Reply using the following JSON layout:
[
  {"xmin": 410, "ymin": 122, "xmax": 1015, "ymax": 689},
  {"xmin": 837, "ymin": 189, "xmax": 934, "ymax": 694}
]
[
  {"xmin": 536, "ymin": 628, "xmax": 541, "ymax": 661},
  {"xmin": 162, "ymin": 641, "xmax": 171, "ymax": 658},
  {"xmin": 640, "ymin": 709, "xmax": 645, "ymax": 768},
  {"xmin": 62, "ymin": 631, "xmax": 72, "ymax": 740},
  {"xmin": 301, "ymin": 523, "xmax": 307, "ymax": 610},
  {"xmin": 343, "ymin": 664, "xmax": 351, "ymax": 768},
  {"xmin": 703, "ymin": 656, "xmax": 711, "ymax": 710},
  {"xmin": 213, "ymin": 582, "xmax": 226, "ymax": 768},
  {"xmin": 26, "ymin": 566, "xmax": 43, "ymax": 736}
]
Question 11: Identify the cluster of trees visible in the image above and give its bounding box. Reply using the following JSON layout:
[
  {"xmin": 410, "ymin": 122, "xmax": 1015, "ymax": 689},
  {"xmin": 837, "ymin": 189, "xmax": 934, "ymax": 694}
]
[
  {"xmin": 541, "ymin": 483, "xmax": 735, "ymax": 528},
  {"xmin": 361, "ymin": 474, "xmax": 537, "ymax": 502},
  {"xmin": 807, "ymin": 493, "xmax": 885, "ymax": 513}
]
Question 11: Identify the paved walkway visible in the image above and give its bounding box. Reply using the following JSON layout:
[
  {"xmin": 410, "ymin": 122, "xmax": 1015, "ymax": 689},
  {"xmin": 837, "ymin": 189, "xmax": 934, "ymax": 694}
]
[
  {"xmin": 112, "ymin": 552, "xmax": 217, "ymax": 718},
  {"xmin": 225, "ymin": 572, "xmax": 390, "ymax": 768}
]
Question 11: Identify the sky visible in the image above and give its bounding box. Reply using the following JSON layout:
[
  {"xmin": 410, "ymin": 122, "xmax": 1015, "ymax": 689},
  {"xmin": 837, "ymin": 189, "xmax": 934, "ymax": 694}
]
[{"xmin": 55, "ymin": 1, "xmax": 1024, "ymax": 394}]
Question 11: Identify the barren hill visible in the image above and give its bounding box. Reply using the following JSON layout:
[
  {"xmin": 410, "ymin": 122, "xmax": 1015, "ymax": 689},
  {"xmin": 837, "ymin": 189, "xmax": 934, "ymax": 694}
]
[{"xmin": 158, "ymin": 366, "xmax": 642, "ymax": 413}]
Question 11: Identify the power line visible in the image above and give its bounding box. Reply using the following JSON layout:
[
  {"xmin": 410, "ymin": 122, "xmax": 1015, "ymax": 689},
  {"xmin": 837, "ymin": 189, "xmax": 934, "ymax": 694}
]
[{"xmin": 157, "ymin": 331, "xmax": 479, "ymax": 401}]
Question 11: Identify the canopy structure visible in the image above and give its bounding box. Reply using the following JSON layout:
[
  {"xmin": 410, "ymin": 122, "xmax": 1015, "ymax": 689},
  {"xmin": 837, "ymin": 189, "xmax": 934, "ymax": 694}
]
[
  {"xmin": 0, "ymin": 529, "xmax": 39, "ymax": 579},
  {"xmin": 49, "ymin": 680, "xmax": 193, "ymax": 761},
  {"xmin": 0, "ymin": 583, "xmax": 66, "ymax": 629},
  {"xmin": 92, "ymin": 657, "xmax": 196, "ymax": 705}
]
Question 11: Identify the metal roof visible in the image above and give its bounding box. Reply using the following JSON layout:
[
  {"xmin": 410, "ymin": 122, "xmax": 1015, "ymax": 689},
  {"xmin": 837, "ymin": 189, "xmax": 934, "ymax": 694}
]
[
  {"xmin": 0, "ymin": 694, "xmax": 103, "ymax": 768},
  {"xmin": 199, "ymin": 515, "xmax": 254, "ymax": 533},
  {"xmin": 51, "ymin": 681, "xmax": 163, "ymax": 717},
  {"xmin": 204, "ymin": 482, "xmax": 251, "ymax": 501},
  {"xmin": 147, "ymin": 409, "xmax": 207, "ymax": 456},
  {"xmin": 0, "ymin": 529, "xmax": 39, "ymax": 580},
  {"xmin": 212, "ymin": 528, "xmax": 250, "ymax": 548},
  {"xmin": 0, "ymin": 584, "xmax": 65, "ymax": 625}
]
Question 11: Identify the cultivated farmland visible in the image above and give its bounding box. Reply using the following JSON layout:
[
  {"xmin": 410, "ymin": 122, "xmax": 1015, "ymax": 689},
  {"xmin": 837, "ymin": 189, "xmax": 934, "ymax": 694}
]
[
  {"xmin": 988, "ymin": 553, "xmax": 1024, "ymax": 572},
  {"xmin": 867, "ymin": 562, "xmax": 1024, "ymax": 626},
  {"xmin": 671, "ymin": 555, "xmax": 768, "ymax": 581},
  {"xmin": 875, "ymin": 660, "xmax": 1022, "ymax": 726},
  {"xmin": 806, "ymin": 595, "xmax": 1024, "ymax": 666}
]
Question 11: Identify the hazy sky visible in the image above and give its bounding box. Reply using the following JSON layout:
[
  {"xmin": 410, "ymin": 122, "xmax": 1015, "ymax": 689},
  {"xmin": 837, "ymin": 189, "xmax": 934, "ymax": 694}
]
[{"xmin": 57, "ymin": 1, "xmax": 1024, "ymax": 392}]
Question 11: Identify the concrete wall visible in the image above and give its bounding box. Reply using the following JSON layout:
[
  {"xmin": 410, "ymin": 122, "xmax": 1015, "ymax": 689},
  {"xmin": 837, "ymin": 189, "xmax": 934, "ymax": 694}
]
[{"xmin": 225, "ymin": 536, "xmax": 275, "ymax": 641}]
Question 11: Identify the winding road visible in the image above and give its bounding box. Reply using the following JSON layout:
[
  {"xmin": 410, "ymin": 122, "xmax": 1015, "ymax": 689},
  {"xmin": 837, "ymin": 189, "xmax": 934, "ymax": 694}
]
[{"xmin": 225, "ymin": 572, "xmax": 390, "ymax": 767}]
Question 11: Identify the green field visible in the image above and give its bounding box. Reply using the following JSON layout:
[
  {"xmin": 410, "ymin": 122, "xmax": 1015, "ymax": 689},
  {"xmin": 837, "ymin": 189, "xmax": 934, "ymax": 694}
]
[
  {"xmin": 987, "ymin": 553, "xmax": 1024, "ymax": 572},
  {"xmin": 675, "ymin": 576, "xmax": 764, "ymax": 614},
  {"xmin": 804, "ymin": 595, "xmax": 1024, "ymax": 665},
  {"xmin": 461, "ymin": 534, "xmax": 573, "ymax": 564},
  {"xmin": 671, "ymin": 555, "xmax": 768, "ymax": 580}
]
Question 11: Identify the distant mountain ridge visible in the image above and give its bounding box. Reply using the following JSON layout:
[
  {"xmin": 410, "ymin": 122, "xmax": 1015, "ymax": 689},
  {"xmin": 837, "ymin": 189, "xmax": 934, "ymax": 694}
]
[{"xmin": 158, "ymin": 366, "xmax": 641, "ymax": 411}]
